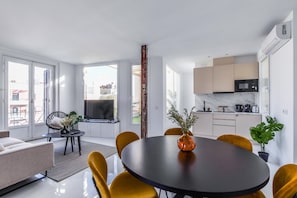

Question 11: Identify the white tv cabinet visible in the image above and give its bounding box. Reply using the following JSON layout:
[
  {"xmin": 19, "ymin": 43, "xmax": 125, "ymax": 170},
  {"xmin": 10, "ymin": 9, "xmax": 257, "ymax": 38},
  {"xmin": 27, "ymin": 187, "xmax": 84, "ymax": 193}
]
[{"xmin": 78, "ymin": 120, "xmax": 120, "ymax": 138}]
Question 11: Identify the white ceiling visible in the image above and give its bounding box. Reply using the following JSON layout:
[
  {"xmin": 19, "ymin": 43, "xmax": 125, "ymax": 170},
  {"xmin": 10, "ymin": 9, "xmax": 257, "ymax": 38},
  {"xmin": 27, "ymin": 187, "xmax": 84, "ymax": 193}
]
[{"xmin": 0, "ymin": 0, "xmax": 296, "ymax": 73}]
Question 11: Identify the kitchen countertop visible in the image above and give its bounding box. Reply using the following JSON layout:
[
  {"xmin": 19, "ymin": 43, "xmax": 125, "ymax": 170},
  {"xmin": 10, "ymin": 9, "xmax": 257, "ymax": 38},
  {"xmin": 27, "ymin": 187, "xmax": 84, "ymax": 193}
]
[{"xmin": 195, "ymin": 111, "xmax": 261, "ymax": 115}]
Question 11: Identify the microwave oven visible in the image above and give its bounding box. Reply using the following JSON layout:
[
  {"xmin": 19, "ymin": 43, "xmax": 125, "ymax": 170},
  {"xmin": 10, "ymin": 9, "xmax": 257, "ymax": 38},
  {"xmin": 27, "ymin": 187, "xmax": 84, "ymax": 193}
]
[{"xmin": 235, "ymin": 79, "xmax": 258, "ymax": 92}]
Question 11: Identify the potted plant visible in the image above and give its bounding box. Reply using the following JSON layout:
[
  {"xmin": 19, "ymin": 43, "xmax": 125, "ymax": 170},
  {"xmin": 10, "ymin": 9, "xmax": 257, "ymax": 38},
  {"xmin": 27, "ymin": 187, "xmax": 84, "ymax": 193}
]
[
  {"xmin": 250, "ymin": 116, "xmax": 284, "ymax": 162},
  {"xmin": 167, "ymin": 105, "xmax": 198, "ymax": 151},
  {"xmin": 61, "ymin": 111, "xmax": 83, "ymax": 132}
]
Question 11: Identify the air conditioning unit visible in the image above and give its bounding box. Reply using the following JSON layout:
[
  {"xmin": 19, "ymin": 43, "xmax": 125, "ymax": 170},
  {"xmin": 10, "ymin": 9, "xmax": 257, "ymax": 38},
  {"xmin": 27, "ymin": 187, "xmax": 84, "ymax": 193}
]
[{"xmin": 260, "ymin": 21, "xmax": 291, "ymax": 56}]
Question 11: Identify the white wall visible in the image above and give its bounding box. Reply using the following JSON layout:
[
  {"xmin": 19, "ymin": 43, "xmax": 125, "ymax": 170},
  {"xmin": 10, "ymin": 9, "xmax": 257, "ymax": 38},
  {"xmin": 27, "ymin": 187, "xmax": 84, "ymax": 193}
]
[
  {"xmin": 180, "ymin": 72, "xmax": 195, "ymax": 110},
  {"xmin": 59, "ymin": 62, "xmax": 77, "ymax": 113},
  {"xmin": 268, "ymin": 10, "xmax": 297, "ymax": 164},
  {"xmin": 147, "ymin": 57, "xmax": 164, "ymax": 137},
  {"xmin": 269, "ymin": 39, "xmax": 294, "ymax": 164}
]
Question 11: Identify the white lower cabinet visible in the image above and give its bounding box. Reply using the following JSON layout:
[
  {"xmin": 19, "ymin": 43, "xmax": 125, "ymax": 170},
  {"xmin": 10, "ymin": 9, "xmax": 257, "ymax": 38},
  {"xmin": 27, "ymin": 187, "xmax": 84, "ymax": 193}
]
[
  {"xmin": 235, "ymin": 114, "xmax": 261, "ymax": 139},
  {"xmin": 193, "ymin": 112, "xmax": 261, "ymax": 139},
  {"xmin": 78, "ymin": 121, "xmax": 120, "ymax": 138},
  {"xmin": 213, "ymin": 113, "xmax": 236, "ymax": 137},
  {"xmin": 193, "ymin": 113, "xmax": 213, "ymax": 137}
]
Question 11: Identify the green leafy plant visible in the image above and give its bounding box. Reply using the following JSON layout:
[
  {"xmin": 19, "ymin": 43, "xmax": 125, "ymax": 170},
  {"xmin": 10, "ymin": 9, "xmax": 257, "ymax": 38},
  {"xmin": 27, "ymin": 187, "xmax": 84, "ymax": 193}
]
[
  {"xmin": 68, "ymin": 111, "xmax": 83, "ymax": 126},
  {"xmin": 167, "ymin": 105, "xmax": 198, "ymax": 134},
  {"xmin": 250, "ymin": 116, "xmax": 284, "ymax": 152},
  {"xmin": 62, "ymin": 111, "xmax": 83, "ymax": 130}
]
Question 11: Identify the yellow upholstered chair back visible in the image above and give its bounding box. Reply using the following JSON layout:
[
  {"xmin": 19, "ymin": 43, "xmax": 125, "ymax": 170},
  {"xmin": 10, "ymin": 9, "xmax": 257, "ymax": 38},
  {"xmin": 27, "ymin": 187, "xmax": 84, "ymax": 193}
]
[
  {"xmin": 88, "ymin": 151, "xmax": 158, "ymax": 198},
  {"xmin": 116, "ymin": 131, "xmax": 139, "ymax": 159},
  {"xmin": 217, "ymin": 134, "xmax": 253, "ymax": 152},
  {"xmin": 164, "ymin": 127, "xmax": 193, "ymax": 136},
  {"xmin": 273, "ymin": 163, "xmax": 297, "ymax": 198},
  {"xmin": 88, "ymin": 151, "xmax": 111, "ymax": 198}
]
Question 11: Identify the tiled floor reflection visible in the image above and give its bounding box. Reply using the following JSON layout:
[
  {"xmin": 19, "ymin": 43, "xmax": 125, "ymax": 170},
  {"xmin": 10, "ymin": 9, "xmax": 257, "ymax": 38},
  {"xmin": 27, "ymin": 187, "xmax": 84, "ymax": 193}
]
[{"xmin": 1, "ymin": 137, "xmax": 277, "ymax": 198}]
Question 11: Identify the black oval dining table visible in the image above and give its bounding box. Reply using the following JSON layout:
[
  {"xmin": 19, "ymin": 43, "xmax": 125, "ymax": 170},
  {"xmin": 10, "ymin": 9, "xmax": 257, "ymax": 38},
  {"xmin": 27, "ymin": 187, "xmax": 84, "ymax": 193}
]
[{"xmin": 121, "ymin": 136, "xmax": 270, "ymax": 198}]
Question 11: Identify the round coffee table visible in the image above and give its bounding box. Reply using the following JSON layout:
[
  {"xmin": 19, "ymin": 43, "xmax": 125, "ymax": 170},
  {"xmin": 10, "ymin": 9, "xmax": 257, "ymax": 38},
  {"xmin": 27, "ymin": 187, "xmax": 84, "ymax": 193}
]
[{"xmin": 61, "ymin": 130, "xmax": 85, "ymax": 155}]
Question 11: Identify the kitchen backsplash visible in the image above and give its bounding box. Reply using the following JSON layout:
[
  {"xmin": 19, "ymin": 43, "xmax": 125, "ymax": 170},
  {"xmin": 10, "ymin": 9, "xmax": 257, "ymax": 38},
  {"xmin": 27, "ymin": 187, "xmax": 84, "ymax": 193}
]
[{"xmin": 195, "ymin": 92, "xmax": 258, "ymax": 112}]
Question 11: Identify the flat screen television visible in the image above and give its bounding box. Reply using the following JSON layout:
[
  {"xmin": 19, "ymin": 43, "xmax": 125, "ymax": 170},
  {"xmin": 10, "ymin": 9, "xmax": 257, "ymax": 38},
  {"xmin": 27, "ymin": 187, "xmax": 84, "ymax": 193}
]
[{"xmin": 84, "ymin": 100, "xmax": 114, "ymax": 120}]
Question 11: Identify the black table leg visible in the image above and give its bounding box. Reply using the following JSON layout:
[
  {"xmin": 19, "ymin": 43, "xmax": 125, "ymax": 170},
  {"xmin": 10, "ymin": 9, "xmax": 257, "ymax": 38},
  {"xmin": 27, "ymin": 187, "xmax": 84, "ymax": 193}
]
[
  {"xmin": 64, "ymin": 137, "xmax": 69, "ymax": 155},
  {"xmin": 174, "ymin": 194, "xmax": 185, "ymax": 198},
  {"xmin": 70, "ymin": 137, "xmax": 74, "ymax": 152},
  {"xmin": 78, "ymin": 136, "xmax": 82, "ymax": 156}
]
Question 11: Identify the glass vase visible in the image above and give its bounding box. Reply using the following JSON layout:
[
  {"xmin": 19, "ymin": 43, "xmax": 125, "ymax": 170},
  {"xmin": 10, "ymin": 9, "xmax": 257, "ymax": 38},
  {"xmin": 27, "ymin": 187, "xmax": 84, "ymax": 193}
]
[{"xmin": 177, "ymin": 133, "xmax": 196, "ymax": 151}]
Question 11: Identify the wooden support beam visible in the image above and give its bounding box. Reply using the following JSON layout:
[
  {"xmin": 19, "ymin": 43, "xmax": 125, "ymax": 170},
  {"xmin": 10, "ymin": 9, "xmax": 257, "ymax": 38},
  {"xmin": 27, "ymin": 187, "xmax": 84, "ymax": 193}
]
[{"xmin": 141, "ymin": 45, "xmax": 148, "ymax": 138}]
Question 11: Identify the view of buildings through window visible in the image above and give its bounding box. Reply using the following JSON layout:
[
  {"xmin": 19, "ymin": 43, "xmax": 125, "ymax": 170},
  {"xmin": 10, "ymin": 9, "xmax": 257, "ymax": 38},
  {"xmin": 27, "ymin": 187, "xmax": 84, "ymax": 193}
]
[
  {"xmin": 8, "ymin": 62, "xmax": 29, "ymax": 126},
  {"xmin": 132, "ymin": 65, "xmax": 141, "ymax": 124},
  {"xmin": 7, "ymin": 59, "xmax": 52, "ymax": 127},
  {"xmin": 166, "ymin": 66, "xmax": 180, "ymax": 111},
  {"xmin": 83, "ymin": 65, "xmax": 118, "ymax": 120}
]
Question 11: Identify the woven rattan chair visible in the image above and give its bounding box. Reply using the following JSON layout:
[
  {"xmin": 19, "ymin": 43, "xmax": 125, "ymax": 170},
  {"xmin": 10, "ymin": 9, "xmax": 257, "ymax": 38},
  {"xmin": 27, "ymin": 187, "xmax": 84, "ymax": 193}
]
[{"xmin": 45, "ymin": 111, "xmax": 67, "ymax": 141}]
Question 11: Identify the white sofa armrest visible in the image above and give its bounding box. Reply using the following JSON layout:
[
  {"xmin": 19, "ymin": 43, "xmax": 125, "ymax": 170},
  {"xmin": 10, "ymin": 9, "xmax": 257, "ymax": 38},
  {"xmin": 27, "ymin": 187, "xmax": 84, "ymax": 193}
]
[{"xmin": 0, "ymin": 142, "xmax": 54, "ymax": 190}]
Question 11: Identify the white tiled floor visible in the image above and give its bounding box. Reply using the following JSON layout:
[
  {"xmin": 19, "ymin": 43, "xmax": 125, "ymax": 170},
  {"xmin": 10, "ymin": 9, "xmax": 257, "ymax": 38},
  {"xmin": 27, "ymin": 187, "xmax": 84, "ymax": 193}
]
[{"xmin": 1, "ymin": 137, "xmax": 278, "ymax": 198}]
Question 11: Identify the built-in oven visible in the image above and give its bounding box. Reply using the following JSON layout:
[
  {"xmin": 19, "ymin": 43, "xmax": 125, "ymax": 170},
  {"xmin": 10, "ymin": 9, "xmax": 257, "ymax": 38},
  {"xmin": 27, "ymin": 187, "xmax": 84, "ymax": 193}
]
[{"xmin": 235, "ymin": 79, "xmax": 258, "ymax": 92}]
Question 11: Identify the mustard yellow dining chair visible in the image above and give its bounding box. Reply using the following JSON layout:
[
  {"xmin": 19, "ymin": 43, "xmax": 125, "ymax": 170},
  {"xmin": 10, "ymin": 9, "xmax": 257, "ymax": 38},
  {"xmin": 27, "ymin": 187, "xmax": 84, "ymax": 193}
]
[
  {"xmin": 88, "ymin": 151, "xmax": 158, "ymax": 198},
  {"xmin": 116, "ymin": 131, "xmax": 169, "ymax": 198},
  {"xmin": 116, "ymin": 131, "xmax": 139, "ymax": 159},
  {"xmin": 217, "ymin": 134, "xmax": 253, "ymax": 152},
  {"xmin": 164, "ymin": 127, "xmax": 193, "ymax": 136},
  {"xmin": 218, "ymin": 134, "xmax": 265, "ymax": 198},
  {"xmin": 273, "ymin": 163, "xmax": 297, "ymax": 198}
]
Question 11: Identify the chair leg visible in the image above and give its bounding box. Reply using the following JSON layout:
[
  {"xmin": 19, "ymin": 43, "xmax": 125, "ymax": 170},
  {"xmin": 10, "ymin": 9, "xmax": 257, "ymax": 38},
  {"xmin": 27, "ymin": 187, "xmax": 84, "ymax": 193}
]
[{"xmin": 158, "ymin": 188, "xmax": 169, "ymax": 198}]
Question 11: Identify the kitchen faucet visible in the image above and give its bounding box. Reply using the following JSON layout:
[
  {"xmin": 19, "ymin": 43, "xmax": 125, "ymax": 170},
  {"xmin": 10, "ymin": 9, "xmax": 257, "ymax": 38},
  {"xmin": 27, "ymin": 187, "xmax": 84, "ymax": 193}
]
[{"xmin": 203, "ymin": 100, "xmax": 206, "ymax": 112}]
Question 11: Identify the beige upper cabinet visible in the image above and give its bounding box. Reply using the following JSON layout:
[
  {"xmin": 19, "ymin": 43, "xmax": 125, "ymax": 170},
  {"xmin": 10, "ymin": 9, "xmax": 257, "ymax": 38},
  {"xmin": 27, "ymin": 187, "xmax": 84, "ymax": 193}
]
[
  {"xmin": 193, "ymin": 57, "xmax": 259, "ymax": 94},
  {"xmin": 193, "ymin": 67, "xmax": 213, "ymax": 94},
  {"xmin": 213, "ymin": 64, "xmax": 234, "ymax": 93},
  {"xmin": 234, "ymin": 63, "xmax": 259, "ymax": 80}
]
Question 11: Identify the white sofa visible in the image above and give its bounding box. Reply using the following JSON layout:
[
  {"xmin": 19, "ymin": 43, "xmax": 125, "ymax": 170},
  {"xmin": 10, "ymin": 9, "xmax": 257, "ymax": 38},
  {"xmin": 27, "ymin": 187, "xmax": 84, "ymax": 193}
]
[{"xmin": 0, "ymin": 131, "xmax": 54, "ymax": 190}]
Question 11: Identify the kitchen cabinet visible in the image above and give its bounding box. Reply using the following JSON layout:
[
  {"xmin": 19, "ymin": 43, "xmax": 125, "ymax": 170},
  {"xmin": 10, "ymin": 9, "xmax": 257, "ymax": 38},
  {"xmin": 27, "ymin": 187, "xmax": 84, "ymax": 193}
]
[
  {"xmin": 192, "ymin": 112, "xmax": 261, "ymax": 140},
  {"xmin": 213, "ymin": 64, "xmax": 234, "ymax": 92},
  {"xmin": 193, "ymin": 67, "xmax": 213, "ymax": 94},
  {"xmin": 212, "ymin": 113, "xmax": 236, "ymax": 136},
  {"xmin": 78, "ymin": 121, "xmax": 120, "ymax": 138},
  {"xmin": 192, "ymin": 113, "xmax": 213, "ymax": 137},
  {"xmin": 235, "ymin": 114, "xmax": 261, "ymax": 139},
  {"xmin": 234, "ymin": 63, "xmax": 259, "ymax": 80}
]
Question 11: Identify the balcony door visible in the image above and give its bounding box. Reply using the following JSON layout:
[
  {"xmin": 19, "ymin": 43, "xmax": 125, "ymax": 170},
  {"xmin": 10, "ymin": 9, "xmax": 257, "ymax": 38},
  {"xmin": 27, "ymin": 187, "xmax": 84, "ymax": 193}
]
[{"xmin": 4, "ymin": 57, "xmax": 54, "ymax": 140}]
